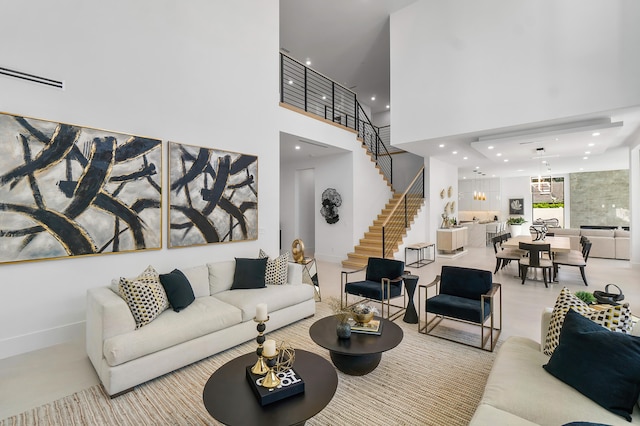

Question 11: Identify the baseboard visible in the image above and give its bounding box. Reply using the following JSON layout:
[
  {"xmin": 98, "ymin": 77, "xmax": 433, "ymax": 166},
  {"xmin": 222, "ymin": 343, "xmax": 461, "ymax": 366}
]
[{"xmin": 0, "ymin": 321, "xmax": 85, "ymax": 360}]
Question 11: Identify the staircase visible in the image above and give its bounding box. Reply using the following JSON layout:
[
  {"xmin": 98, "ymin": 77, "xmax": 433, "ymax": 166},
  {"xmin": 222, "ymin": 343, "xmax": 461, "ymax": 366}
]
[{"xmin": 342, "ymin": 187, "xmax": 425, "ymax": 269}]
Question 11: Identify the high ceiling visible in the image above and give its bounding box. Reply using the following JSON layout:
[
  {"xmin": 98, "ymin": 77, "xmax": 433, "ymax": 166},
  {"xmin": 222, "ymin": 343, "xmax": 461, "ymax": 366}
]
[{"xmin": 279, "ymin": 0, "xmax": 640, "ymax": 179}]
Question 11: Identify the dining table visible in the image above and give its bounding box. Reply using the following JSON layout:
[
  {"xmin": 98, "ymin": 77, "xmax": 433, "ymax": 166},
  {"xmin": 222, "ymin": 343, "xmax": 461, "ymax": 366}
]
[{"xmin": 501, "ymin": 235, "xmax": 571, "ymax": 253}]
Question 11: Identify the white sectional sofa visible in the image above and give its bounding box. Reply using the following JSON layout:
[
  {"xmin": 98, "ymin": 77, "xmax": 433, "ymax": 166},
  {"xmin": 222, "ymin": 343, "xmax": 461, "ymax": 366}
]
[
  {"xmin": 470, "ymin": 309, "xmax": 640, "ymax": 425},
  {"xmin": 550, "ymin": 227, "xmax": 630, "ymax": 260},
  {"xmin": 86, "ymin": 259, "xmax": 315, "ymax": 396}
]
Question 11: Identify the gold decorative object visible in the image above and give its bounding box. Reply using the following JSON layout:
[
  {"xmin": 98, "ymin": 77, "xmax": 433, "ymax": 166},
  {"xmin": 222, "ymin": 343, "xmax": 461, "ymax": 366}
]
[
  {"xmin": 451, "ymin": 201, "xmax": 456, "ymax": 211},
  {"xmin": 251, "ymin": 317, "xmax": 270, "ymax": 375},
  {"xmin": 440, "ymin": 189, "xmax": 445, "ymax": 199},
  {"xmin": 444, "ymin": 202, "xmax": 451, "ymax": 214},
  {"xmin": 261, "ymin": 351, "xmax": 281, "ymax": 388},
  {"xmin": 291, "ymin": 238, "xmax": 305, "ymax": 263},
  {"xmin": 447, "ymin": 186, "xmax": 453, "ymax": 198},
  {"xmin": 352, "ymin": 311, "xmax": 374, "ymax": 324},
  {"xmin": 275, "ymin": 341, "xmax": 296, "ymax": 373}
]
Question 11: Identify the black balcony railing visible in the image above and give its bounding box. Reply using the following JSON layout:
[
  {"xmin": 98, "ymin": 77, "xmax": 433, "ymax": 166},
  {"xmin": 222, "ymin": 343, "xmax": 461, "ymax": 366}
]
[{"xmin": 280, "ymin": 52, "xmax": 393, "ymax": 186}]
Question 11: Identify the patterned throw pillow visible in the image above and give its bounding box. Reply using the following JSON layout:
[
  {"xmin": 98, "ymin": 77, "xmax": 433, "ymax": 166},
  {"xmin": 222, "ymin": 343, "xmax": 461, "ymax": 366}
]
[
  {"xmin": 119, "ymin": 265, "xmax": 169, "ymax": 328},
  {"xmin": 544, "ymin": 287, "xmax": 632, "ymax": 356},
  {"xmin": 258, "ymin": 249, "xmax": 289, "ymax": 285}
]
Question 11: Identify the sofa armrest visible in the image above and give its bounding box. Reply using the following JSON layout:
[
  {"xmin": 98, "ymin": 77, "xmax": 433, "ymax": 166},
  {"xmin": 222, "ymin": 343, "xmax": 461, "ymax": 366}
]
[
  {"xmin": 287, "ymin": 262, "xmax": 304, "ymax": 285},
  {"xmin": 540, "ymin": 307, "xmax": 553, "ymax": 352},
  {"xmin": 86, "ymin": 287, "xmax": 135, "ymax": 369}
]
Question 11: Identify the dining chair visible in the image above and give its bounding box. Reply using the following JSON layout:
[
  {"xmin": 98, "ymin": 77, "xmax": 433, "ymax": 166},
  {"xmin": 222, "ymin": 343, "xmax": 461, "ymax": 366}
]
[
  {"xmin": 491, "ymin": 235, "xmax": 523, "ymax": 274},
  {"xmin": 518, "ymin": 242, "xmax": 553, "ymax": 287},
  {"xmin": 552, "ymin": 241, "xmax": 592, "ymax": 286}
]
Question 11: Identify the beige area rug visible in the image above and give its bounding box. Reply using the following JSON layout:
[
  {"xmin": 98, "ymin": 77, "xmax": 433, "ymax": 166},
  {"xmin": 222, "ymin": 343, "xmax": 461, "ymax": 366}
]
[{"xmin": 2, "ymin": 303, "xmax": 498, "ymax": 426}]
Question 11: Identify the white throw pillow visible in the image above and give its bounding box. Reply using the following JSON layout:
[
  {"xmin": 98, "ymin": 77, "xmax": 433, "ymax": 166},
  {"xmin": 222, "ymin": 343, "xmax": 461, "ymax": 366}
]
[
  {"xmin": 207, "ymin": 260, "xmax": 236, "ymax": 295},
  {"xmin": 181, "ymin": 264, "xmax": 210, "ymax": 298}
]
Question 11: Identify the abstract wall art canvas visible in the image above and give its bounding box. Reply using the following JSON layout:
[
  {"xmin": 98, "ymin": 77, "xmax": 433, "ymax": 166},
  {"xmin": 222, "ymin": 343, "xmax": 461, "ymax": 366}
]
[
  {"xmin": 0, "ymin": 112, "xmax": 162, "ymax": 264},
  {"xmin": 168, "ymin": 142, "xmax": 258, "ymax": 248}
]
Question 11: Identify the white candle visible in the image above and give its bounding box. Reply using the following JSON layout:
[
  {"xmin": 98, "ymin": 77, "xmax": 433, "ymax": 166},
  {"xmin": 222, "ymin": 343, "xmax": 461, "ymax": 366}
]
[
  {"xmin": 256, "ymin": 303, "xmax": 268, "ymax": 321},
  {"xmin": 263, "ymin": 339, "xmax": 276, "ymax": 357}
]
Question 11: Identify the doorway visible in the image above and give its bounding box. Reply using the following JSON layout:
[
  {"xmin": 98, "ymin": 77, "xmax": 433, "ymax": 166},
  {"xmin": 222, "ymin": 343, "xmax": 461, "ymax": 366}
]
[{"xmin": 295, "ymin": 168, "xmax": 315, "ymax": 256}]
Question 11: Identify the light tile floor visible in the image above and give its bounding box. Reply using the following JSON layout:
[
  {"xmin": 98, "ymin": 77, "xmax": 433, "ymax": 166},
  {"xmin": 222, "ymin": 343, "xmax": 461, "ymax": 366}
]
[{"xmin": 1, "ymin": 245, "xmax": 637, "ymax": 419}]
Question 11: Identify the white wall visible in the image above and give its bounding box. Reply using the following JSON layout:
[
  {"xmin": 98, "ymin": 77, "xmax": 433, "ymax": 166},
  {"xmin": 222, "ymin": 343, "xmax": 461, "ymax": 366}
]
[
  {"xmin": 392, "ymin": 152, "xmax": 425, "ymax": 192},
  {"xmin": 427, "ymin": 156, "xmax": 457, "ymax": 243},
  {"xmin": 390, "ymin": 0, "xmax": 640, "ymax": 144},
  {"xmin": 501, "ymin": 176, "xmax": 533, "ymax": 223},
  {"xmin": 279, "ymin": 108, "xmax": 392, "ymax": 263},
  {"xmin": 295, "ymin": 168, "xmax": 315, "ymax": 253},
  {"xmin": 0, "ymin": 0, "xmax": 280, "ymax": 359}
]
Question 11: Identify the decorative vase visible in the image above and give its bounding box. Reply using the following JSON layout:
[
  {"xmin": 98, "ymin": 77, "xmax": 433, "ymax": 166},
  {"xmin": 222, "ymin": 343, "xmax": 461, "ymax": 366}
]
[
  {"xmin": 352, "ymin": 312, "xmax": 374, "ymax": 324},
  {"xmin": 336, "ymin": 322, "xmax": 351, "ymax": 339}
]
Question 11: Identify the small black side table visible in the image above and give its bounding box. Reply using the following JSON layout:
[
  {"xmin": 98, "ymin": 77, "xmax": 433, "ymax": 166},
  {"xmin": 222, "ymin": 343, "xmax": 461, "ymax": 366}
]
[{"xmin": 402, "ymin": 274, "xmax": 419, "ymax": 324}]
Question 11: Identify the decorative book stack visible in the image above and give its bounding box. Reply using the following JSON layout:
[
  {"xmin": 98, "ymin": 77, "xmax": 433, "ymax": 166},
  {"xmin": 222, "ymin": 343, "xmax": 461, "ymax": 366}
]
[
  {"xmin": 348, "ymin": 319, "xmax": 383, "ymax": 335},
  {"xmin": 245, "ymin": 367, "xmax": 305, "ymax": 405}
]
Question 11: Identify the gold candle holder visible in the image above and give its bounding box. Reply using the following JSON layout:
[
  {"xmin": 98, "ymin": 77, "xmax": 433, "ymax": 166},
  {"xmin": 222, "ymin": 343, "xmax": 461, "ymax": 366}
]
[
  {"xmin": 251, "ymin": 316, "xmax": 269, "ymax": 375},
  {"xmin": 261, "ymin": 350, "xmax": 280, "ymax": 389}
]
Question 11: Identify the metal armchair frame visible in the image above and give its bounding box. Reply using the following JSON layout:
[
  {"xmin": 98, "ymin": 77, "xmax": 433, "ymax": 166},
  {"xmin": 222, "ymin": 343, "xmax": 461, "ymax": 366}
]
[
  {"xmin": 418, "ymin": 275, "xmax": 502, "ymax": 352},
  {"xmin": 341, "ymin": 267, "xmax": 407, "ymax": 321}
]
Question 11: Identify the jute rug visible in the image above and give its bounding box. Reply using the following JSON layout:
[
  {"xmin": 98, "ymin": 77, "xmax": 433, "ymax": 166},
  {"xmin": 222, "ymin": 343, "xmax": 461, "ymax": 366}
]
[{"xmin": 2, "ymin": 303, "xmax": 498, "ymax": 426}]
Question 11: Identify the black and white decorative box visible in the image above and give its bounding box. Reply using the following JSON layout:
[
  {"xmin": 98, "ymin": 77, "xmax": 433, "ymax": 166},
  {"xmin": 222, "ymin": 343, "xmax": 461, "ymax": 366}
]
[{"xmin": 245, "ymin": 367, "xmax": 305, "ymax": 406}]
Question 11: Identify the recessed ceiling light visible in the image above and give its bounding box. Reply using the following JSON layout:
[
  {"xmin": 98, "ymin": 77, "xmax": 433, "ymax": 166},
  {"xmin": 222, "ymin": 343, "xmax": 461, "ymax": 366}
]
[
  {"xmin": 583, "ymin": 156, "xmax": 589, "ymax": 160},
  {"xmin": 542, "ymin": 160, "xmax": 547, "ymax": 164},
  {"xmin": 305, "ymin": 59, "xmax": 311, "ymax": 66},
  {"xmin": 588, "ymin": 143, "xmax": 595, "ymax": 147},
  {"xmin": 592, "ymin": 132, "xmax": 600, "ymax": 137},
  {"xmin": 463, "ymin": 156, "xmax": 468, "ymax": 160},
  {"xmin": 322, "ymin": 95, "xmax": 326, "ymax": 100},
  {"xmin": 585, "ymin": 151, "xmax": 591, "ymax": 154},
  {"xmin": 463, "ymin": 176, "xmax": 466, "ymax": 179},
  {"xmin": 517, "ymin": 169, "xmax": 524, "ymax": 172},
  {"xmin": 488, "ymin": 146, "xmax": 494, "ymax": 150},
  {"xmin": 371, "ymin": 96, "xmax": 376, "ymax": 101},
  {"xmin": 475, "ymin": 166, "xmax": 480, "ymax": 169},
  {"xmin": 386, "ymin": 105, "xmax": 390, "ymax": 109},
  {"xmin": 555, "ymin": 138, "xmax": 559, "ymax": 141},
  {"xmin": 503, "ymin": 159, "xmax": 509, "ymax": 162},
  {"xmin": 580, "ymin": 168, "xmax": 584, "ymax": 170},
  {"xmin": 452, "ymin": 151, "xmax": 458, "ymax": 154},
  {"xmin": 295, "ymin": 145, "xmax": 301, "ymax": 150},
  {"xmin": 496, "ymin": 153, "xmax": 502, "ymax": 157},
  {"xmin": 288, "ymin": 80, "xmax": 293, "ymax": 85},
  {"xmin": 439, "ymin": 144, "xmax": 445, "ymax": 148}
]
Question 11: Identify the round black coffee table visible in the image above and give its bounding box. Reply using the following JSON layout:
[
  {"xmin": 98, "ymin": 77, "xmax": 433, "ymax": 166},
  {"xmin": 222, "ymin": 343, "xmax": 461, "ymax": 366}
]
[
  {"xmin": 309, "ymin": 316, "xmax": 403, "ymax": 376},
  {"xmin": 203, "ymin": 350, "xmax": 337, "ymax": 425}
]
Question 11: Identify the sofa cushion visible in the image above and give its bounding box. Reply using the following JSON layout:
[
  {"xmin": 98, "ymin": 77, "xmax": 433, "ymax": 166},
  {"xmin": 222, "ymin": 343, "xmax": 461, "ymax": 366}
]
[
  {"xmin": 231, "ymin": 257, "xmax": 268, "ymax": 290},
  {"xmin": 180, "ymin": 264, "xmax": 210, "ymax": 298},
  {"xmin": 544, "ymin": 309, "xmax": 640, "ymax": 422},
  {"xmin": 478, "ymin": 336, "xmax": 640, "ymax": 425},
  {"xmin": 259, "ymin": 249, "xmax": 289, "ymax": 285},
  {"xmin": 159, "ymin": 269, "xmax": 195, "ymax": 312},
  {"xmin": 207, "ymin": 260, "xmax": 236, "ymax": 295},
  {"xmin": 118, "ymin": 265, "xmax": 169, "ymax": 328},
  {"xmin": 544, "ymin": 287, "xmax": 632, "ymax": 356},
  {"xmin": 580, "ymin": 229, "xmax": 615, "ymax": 238},
  {"xmin": 103, "ymin": 296, "xmax": 242, "ymax": 366},
  {"xmin": 615, "ymin": 229, "xmax": 630, "ymax": 238},
  {"xmin": 214, "ymin": 283, "xmax": 314, "ymax": 322}
]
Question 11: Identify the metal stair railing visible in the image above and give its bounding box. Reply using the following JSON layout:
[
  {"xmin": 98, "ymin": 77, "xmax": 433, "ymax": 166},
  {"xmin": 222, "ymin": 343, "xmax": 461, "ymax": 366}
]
[
  {"xmin": 357, "ymin": 103, "xmax": 393, "ymax": 186},
  {"xmin": 381, "ymin": 167, "xmax": 425, "ymax": 258},
  {"xmin": 280, "ymin": 51, "xmax": 394, "ymax": 187}
]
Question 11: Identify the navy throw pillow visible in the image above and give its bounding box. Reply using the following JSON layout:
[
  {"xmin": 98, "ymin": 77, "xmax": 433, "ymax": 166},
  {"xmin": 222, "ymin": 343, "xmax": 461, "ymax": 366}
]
[
  {"xmin": 543, "ymin": 309, "xmax": 640, "ymax": 421},
  {"xmin": 231, "ymin": 258, "xmax": 268, "ymax": 290},
  {"xmin": 159, "ymin": 269, "xmax": 195, "ymax": 312}
]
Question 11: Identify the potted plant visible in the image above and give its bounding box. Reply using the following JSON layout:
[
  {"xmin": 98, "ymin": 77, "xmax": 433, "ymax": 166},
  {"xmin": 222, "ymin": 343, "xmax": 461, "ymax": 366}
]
[
  {"xmin": 328, "ymin": 297, "xmax": 352, "ymax": 339},
  {"xmin": 574, "ymin": 291, "xmax": 597, "ymax": 305},
  {"xmin": 506, "ymin": 216, "xmax": 528, "ymax": 236}
]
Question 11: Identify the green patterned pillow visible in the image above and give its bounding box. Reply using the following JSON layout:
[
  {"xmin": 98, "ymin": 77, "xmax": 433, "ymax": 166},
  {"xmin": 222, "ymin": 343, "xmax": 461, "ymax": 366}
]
[
  {"xmin": 119, "ymin": 265, "xmax": 169, "ymax": 328},
  {"xmin": 544, "ymin": 287, "xmax": 632, "ymax": 356},
  {"xmin": 258, "ymin": 249, "xmax": 289, "ymax": 285}
]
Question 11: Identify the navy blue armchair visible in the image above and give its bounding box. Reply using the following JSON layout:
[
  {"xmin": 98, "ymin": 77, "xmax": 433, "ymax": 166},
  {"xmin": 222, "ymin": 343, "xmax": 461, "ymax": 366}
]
[
  {"xmin": 418, "ymin": 266, "xmax": 501, "ymax": 351},
  {"xmin": 341, "ymin": 257, "xmax": 406, "ymax": 320}
]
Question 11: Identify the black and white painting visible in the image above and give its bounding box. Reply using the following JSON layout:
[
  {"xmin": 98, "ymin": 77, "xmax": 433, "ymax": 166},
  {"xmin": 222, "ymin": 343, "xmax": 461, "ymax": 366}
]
[
  {"xmin": 168, "ymin": 142, "xmax": 258, "ymax": 247},
  {"xmin": 509, "ymin": 198, "xmax": 524, "ymax": 215},
  {"xmin": 0, "ymin": 112, "xmax": 162, "ymax": 264}
]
